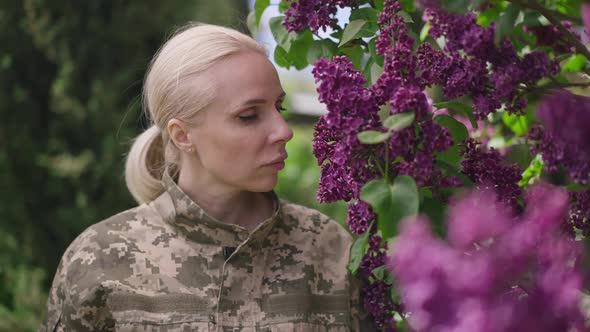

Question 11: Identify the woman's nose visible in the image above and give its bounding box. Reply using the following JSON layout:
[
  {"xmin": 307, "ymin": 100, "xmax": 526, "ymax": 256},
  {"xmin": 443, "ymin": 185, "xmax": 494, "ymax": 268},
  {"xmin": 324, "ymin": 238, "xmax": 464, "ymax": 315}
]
[{"xmin": 270, "ymin": 113, "xmax": 294, "ymax": 144}]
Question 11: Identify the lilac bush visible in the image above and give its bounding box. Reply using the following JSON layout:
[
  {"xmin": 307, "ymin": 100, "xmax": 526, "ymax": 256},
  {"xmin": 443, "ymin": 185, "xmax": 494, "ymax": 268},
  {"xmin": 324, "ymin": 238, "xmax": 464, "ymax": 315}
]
[
  {"xmin": 257, "ymin": 0, "xmax": 590, "ymax": 330},
  {"xmin": 390, "ymin": 185, "xmax": 586, "ymax": 332}
]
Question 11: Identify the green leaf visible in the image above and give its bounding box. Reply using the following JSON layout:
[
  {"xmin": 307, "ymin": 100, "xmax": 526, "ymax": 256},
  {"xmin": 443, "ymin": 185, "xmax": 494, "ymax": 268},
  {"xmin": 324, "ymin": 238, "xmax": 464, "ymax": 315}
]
[
  {"xmin": 374, "ymin": 0, "xmax": 385, "ymax": 11},
  {"xmin": 368, "ymin": 37, "xmax": 384, "ymax": 67},
  {"xmin": 347, "ymin": 228, "xmax": 371, "ymax": 275},
  {"xmin": 477, "ymin": 5, "xmax": 502, "ymax": 28},
  {"xmin": 495, "ymin": 3, "xmax": 520, "ymax": 44},
  {"xmin": 272, "ymin": 29, "xmax": 313, "ymax": 70},
  {"xmin": 566, "ymin": 182, "xmax": 590, "ymax": 192},
  {"xmin": 399, "ymin": 0, "xmax": 416, "ymax": 12},
  {"xmin": 502, "ymin": 112, "xmax": 529, "ymax": 136},
  {"xmin": 339, "ymin": 19, "xmax": 367, "ymax": 47},
  {"xmin": 370, "ymin": 62, "xmax": 384, "ymax": 85},
  {"xmin": 372, "ymin": 265, "xmax": 386, "ymax": 280},
  {"xmin": 420, "ymin": 196, "xmax": 446, "ymax": 237},
  {"xmin": 398, "ymin": 11, "xmax": 414, "ymax": 23},
  {"xmin": 269, "ymin": 16, "xmax": 294, "ymax": 52},
  {"xmin": 435, "ymin": 159, "xmax": 474, "ymax": 187},
  {"xmin": 358, "ymin": 130, "xmax": 392, "ymax": 144},
  {"xmin": 433, "ymin": 101, "xmax": 478, "ymax": 129},
  {"xmin": 519, "ymin": 154, "xmax": 544, "ymax": 186},
  {"xmin": 360, "ymin": 176, "xmax": 419, "ymax": 240},
  {"xmin": 307, "ymin": 39, "xmax": 338, "ymax": 64},
  {"xmin": 350, "ymin": 7, "xmax": 380, "ymax": 24},
  {"xmin": 562, "ymin": 54, "xmax": 587, "ymax": 73},
  {"xmin": 278, "ymin": 0, "xmax": 290, "ymax": 13},
  {"xmin": 289, "ymin": 30, "xmax": 313, "ymax": 70},
  {"xmin": 434, "ymin": 114, "xmax": 469, "ymax": 143},
  {"xmin": 383, "ymin": 111, "xmax": 415, "ymax": 131},
  {"xmin": 340, "ymin": 44, "xmax": 365, "ymax": 70},
  {"xmin": 420, "ymin": 23, "xmax": 430, "ymax": 42},
  {"xmin": 255, "ymin": 0, "xmax": 270, "ymax": 26},
  {"xmin": 435, "ymin": 145, "xmax": 462, "ymax": 169},
  {"xmin": 246, "ymin": 11, "xmax": 258, "ymax": 37},
  {"xmin": 274, "ymin": 45, "xmax": 290, "ymax": 68}
]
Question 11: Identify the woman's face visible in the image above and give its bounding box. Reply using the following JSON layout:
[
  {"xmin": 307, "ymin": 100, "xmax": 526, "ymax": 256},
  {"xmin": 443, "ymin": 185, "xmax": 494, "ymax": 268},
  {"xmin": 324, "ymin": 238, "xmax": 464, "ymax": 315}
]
[{"xmin": 186, "ymin": 51, "xmax": 293, "ymax": 193}]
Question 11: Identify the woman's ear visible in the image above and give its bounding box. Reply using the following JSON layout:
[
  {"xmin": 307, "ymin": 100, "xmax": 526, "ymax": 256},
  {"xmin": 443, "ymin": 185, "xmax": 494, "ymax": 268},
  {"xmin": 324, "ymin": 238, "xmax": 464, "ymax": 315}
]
[{"xmin": 167, "ymin": 118, "xmax": 194, "ymax": 152}]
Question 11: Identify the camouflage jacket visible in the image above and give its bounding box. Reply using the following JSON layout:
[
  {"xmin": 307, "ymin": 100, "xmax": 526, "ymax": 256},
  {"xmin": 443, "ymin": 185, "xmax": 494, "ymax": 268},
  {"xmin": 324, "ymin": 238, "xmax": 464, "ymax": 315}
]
[{"xmin": 40, "ymin": 172, "xmax": 374, "ymax": 332}]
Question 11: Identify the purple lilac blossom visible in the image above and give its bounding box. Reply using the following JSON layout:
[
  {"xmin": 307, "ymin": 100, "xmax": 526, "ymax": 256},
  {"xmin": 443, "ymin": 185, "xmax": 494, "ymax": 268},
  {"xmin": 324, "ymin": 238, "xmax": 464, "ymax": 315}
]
[
  {"xmin": 359, "ymin": 233, "xmax": 398, "ymax": 330},
  {"xmin": 531, "ymin": 90, "xmax": 590, "ymax": 184},
  {"xmin": 524, "ymin": 21, "xmax": 579, "ymax": 54},
  {"xmin": 422, "ymin": 7, "xmax": 559, "ymax": 118},
  {"xmin": 283, "ymin": 0, "xmax": 355, "ymax": 33},
  {"xmin": 567, "ymin": 189, "xmax": 590, "ymax": 237},
  {"xmin": 347, "ymin": 200, "xmax": 376, "ymax": 234},
  {"xmin": 389, "ymin": 184, "xmax": 586, "ymax": 332},
  {"xmin": 362, "ymin": 280, "xmax": 397, "ymax": 330},
  {"xmin": 460, "ymin": 139, "xmax": 522, "ymax": 211},
  {"xmin": 312, "ymin": 56, "xmax": 382, "ymax": 203}
]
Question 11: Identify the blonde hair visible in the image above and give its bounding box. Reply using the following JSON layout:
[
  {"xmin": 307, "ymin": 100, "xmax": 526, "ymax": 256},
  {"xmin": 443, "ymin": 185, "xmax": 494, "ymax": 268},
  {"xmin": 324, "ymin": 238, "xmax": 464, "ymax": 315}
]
[{"xmin": 125, "ymin": 23, "xmax": 267, "ymax": 204}]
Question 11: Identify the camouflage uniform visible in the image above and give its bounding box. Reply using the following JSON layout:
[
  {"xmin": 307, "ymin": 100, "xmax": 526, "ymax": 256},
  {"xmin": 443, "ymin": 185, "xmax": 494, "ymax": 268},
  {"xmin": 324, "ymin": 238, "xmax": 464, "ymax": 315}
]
[{"xmin": 40, "ymin": 171, "xmax": 374, "ymax": 331}]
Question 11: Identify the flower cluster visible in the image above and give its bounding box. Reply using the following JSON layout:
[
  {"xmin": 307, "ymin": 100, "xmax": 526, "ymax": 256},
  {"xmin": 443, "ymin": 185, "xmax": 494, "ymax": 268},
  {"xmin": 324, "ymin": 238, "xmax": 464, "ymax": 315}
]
[
  {"xmin": 524, "ymin": 21, "xmax": 578, "ymax": 54},
  {"xmin": 529, "ymin": 90, "xmax": 590, "ymax": 184},
  {"xmin": 312, "ymin": 56, "xmax": 382, "ymax": 204},
  {"xmin": 420, "ymin": 7, "xmax": 559, "ymax": 118},
  {"xmin": 460, "ymin": 139, "xmax": 522, "ymax": 211},
  {"xmin": 283, "ymin": 0, "xmax": 355, "ymax": 33},
  {"xmin": 566, "ymin": 189, "xmax": 590, "ymax": 237},
  {"xmin": 389, "ymin": 185, "xmax": 586, "ymax": 332}
]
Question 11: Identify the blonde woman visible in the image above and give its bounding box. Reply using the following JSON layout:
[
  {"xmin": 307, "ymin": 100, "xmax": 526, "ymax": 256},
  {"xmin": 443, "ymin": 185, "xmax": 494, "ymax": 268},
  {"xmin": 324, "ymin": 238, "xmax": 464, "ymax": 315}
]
[{"xmin": 40, "ymin": 23, "xmax": 373, "ymax": 331}]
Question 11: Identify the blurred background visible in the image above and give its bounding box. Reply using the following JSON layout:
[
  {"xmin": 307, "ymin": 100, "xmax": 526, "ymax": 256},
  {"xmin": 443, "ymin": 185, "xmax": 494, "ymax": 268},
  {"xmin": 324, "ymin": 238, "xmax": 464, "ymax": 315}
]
[{"xmin": 0, "ymin": 1, "xmax": 346, "ymax": 330}]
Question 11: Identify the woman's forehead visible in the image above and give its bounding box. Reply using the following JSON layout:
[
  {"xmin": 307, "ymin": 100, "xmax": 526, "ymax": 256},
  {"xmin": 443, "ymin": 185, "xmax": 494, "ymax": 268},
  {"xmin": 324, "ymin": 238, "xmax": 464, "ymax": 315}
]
[{"xmin": 207, "ymin": 52, "xmax": 284, "ymax": 106}]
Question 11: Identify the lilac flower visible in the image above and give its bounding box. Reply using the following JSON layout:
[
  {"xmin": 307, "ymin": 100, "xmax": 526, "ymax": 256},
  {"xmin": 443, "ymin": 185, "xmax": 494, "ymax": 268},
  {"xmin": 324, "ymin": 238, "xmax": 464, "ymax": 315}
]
[
  {"xmin": 531, "ymin": 90, "xmax": 590, "ymax": 184},
  {"xmin": 347, "ymin": 200, "xmax": 376, "ymax": 234},
  {"xmin": 536, "ymin": 90, "xmax": 590, "ymax": 156},
  {"xmin": 446, "ymin": 188, "xmax": 511, "ymax": 250},
  {"xmin": 359, "ymin": 233, "xmax": 386, "ymax": 277},
  {"xmin": 421, "ymin": 7, "xmax": 559, "ymax": 117},
  {"xmin": 362, "ymin": 280, "xmax": 397, "ymax": 330},
  {"xmin": 567, "ymin": 189, "xmax": 590, "ymax": 236},
  {"xmin": 376, "ymin": 0, "xmax": 404, "ymax": 56},
  {"xmin": 283, "ymin": 0, "xmax": 355, "ymax": 33},
  {"xmin": 312, "ymin": 56, "xmax": 383, "ymax": 202},
  {"xmin": 389, "ymin": 85, "xmax": 430, "ymax": 120},
  {"xmin": 398, "ymin": 151, "xmax": 437, "ymax": 187},
  {"xmin": 389, "ymin": 184, "xmax": 586, "ymax": 332},
  {"xmin": 359, "ymin": 233, "xmax": 398, "ymax": 330},
  {"xmin": 460, "ymin": 139, "xmax": 522, "ymax": 210},
  {"xmin": 519, "ymin": 51, "xmax": 559, "ymax": 84},
  {"xmin": 524, "ymin": 21, "xmax": 579, "ymax": 54}
]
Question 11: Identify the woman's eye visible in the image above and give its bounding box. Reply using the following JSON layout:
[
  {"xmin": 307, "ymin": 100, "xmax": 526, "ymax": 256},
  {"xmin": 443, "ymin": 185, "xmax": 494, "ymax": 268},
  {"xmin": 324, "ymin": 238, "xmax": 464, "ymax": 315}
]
[{"xmin": 238, "ymin": 114, "xmax": 258, "ymax": 122}]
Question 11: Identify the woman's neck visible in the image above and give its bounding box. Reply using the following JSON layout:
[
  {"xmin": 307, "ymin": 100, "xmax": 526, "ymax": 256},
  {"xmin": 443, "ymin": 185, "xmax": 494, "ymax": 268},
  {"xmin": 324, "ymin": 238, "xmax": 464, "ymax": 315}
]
[{"xmin": 177, "ymin": 169, "xmax": 274, "ymax": 230}]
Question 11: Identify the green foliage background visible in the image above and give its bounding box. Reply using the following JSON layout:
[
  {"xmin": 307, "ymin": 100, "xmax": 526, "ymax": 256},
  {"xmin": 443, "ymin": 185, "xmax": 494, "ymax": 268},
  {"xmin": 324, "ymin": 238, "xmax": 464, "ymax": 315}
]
[{"xmin": 0, "ymin": 1, "xmax": 334, "ymax": 330}]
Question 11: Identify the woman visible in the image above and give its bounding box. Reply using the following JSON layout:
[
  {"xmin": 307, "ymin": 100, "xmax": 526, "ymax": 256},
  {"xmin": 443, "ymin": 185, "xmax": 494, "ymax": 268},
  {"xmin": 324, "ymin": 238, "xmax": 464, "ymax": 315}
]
[{"xmin": 40, "ymin": 23, "xmax": 371, "ymax": 331}]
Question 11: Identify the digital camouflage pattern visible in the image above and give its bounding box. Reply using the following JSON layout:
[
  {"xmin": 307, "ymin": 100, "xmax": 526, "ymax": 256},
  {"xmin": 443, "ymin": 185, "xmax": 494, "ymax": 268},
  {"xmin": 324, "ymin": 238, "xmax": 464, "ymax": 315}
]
[{"xmin": 40, "ymin": 171, "xmax": 374, "ymax": 331}]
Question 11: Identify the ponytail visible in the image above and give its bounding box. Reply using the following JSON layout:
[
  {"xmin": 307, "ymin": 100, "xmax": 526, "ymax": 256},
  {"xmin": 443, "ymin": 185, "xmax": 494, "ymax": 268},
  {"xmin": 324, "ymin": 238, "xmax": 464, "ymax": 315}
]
[{"xmin": 125, "ymin": 125, "xmax": 166, "ymax": 204}]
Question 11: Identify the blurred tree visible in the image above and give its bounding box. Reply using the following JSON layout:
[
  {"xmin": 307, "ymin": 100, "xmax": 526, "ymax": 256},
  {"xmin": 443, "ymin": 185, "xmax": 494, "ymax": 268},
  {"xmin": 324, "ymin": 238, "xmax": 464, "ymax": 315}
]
[{"xmin": 0, "ymin": 1, "xmax": 249, "ymax": 330}]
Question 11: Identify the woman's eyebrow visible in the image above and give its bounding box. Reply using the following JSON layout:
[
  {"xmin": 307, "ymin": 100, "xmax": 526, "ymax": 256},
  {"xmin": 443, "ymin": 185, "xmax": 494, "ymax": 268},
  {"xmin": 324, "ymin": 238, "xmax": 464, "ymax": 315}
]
[{"xmin": 239, "ymin": 92, "xmax": 286, "ymax": 107}]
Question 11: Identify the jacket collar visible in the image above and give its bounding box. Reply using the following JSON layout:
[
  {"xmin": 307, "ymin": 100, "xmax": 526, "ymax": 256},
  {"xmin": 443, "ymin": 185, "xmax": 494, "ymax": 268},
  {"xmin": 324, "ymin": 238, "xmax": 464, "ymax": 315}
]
[{"xmin": 150, "ymin": 168, "xmax": 281, "ymax": 248}]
